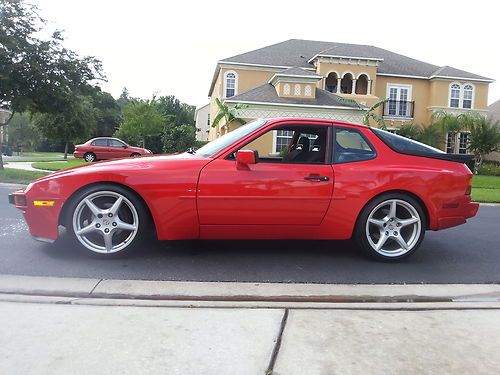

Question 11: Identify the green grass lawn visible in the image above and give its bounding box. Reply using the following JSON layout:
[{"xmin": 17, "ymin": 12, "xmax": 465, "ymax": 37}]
[
  {"xmin": 31, "ymin": 158, "xmax": 87, "ymax": 171},
  {"xmin": 0, "ymin": 168, "xmax": 49, "ymax": 184},
  {"xmin": 472, "ymin": 175, "xmax": 500, "ymax": 203}
]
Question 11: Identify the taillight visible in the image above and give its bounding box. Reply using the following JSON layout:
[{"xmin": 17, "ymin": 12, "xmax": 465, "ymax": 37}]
[
  {"xmin": 14, "ymin": 195, "xmax": 27, "ymax": 206},
  {"xmin": 465, "ymin": 182, "xmax": 472, "ymax": 195}
]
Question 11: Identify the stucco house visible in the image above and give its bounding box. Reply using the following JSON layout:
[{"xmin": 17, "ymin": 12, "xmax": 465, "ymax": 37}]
[
  {"xmin": 207, "ymin": 39, "xmax": 493, "ymax": 155},
  {"xmin": 487, "ymin": 100, "xmax": 500, "ymax": 162},
  {"xmin": 194, "ymin": 103, "xmax": 210, "ymax": 142}
]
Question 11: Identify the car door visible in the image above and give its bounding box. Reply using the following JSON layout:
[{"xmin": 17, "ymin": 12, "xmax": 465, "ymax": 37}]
[
  {"xmin": 108, "ymin": 139, "xmax": 128, "ymax": 158},
  {"xmin": 92, "ymin": 139, "xmax": 109, "ymax": 159},
  {"xmin": 197, "ymin": 122, "xmax": 334, "ymax": 226}
]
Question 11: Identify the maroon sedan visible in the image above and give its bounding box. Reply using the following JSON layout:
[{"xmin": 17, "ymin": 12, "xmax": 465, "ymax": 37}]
[{"xmin": 74, "ymin": 137, "xmax": 152, "ymax": 162}]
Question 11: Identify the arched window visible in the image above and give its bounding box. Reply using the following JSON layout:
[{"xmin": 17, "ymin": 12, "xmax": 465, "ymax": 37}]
[
  {"xmin": 294, "ymin": 84, "xmax": 301, "ymax": 96},
  {"xmin": 283, "ymin": 83, "xmax": 291, "ymax": 95},
  {"xmin": 325, "ymin": 72, "xmax": 338, "ymax": 93},
  {"xmin": 224, "ymin": 72, "xmax": 237, "ymax": 98},
  {"xmin": 463, "ymin": 84, "xmax": 473, "ymax": 109},
  {"xmin": 355, "ymin": 74, "xmax": 369, "ymax": 95},
  {"xmin": 341, "ymin": 73, "xmax": 353, "ymax": 94},
  {"xmin": 304, "ymin": 85, "xmax": 312, "ymax": 97},
  {"xmin": 449, "ymin": 83, "xmax": 461, "ymax": 108}
]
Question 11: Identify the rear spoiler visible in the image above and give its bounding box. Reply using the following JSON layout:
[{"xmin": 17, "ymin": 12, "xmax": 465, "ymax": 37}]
[{"xmin": 409, "ymin": 152, "xmax": 474, "ymax": 164}]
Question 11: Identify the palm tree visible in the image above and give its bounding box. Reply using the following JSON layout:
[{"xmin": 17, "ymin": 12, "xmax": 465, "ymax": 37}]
[
  {"xmin": 465, "ymin": 116, "xmax": 500, "ymax": 172},
  {"xmin": 397, "ymin": 123, "xmax": 423, "ymax": 140},
  {"xmin": 337, "ymin": 97, "xmax": 389, "ymax": 129},
  {"xmin": 212, "ymin": 98, "xmax": 247, "ymax": 132}
]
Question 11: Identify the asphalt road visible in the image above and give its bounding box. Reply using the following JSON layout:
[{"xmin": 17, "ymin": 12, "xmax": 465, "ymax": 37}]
[{"xmin": 1, "ymin": 183, "xmax": 499, "ymax": 284}]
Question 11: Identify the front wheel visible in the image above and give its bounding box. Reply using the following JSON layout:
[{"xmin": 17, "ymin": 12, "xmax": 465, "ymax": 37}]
[
  {"xmin": 66, "ymin": 185, "xmax": 149, "ymax": 258},
  {"xmin": 355, "ymin": 193, "xmax": 426, "ymax": 261}
]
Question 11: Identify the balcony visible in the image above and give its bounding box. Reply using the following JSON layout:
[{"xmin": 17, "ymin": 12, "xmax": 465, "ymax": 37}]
[{"xmin": 383, "ymin": 100, "xmax": 414, "ymax": 118}]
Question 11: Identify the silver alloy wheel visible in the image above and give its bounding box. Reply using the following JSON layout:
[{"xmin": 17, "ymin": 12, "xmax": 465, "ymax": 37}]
[
  {"xmin": 365, "ymin": 199, "xmax": 422, "ymax": 257},
  {"xmin": 84, "ymin": 153, "xmax": 95, "ymax": 162},
  {"xmin": 72, "ymin": 191, "xmax": 139, "ymax": 254}
]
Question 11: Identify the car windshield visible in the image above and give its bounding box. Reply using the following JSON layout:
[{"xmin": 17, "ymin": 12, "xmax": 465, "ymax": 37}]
[
  {"xmin": 195, "ymin": 119, "xmax": 267, "ymax": 157},
  {"xmin": 372, "ymin": 128, "xmax": 445, "ymax": 154}
]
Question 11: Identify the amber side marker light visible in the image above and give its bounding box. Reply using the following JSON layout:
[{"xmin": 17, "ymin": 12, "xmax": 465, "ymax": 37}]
[
  {"xmin": 465, "ymin": 185, "xmax": 472, "ymax": 196},
  {"xmin": 33, "ymin": 200, "xmax": 56, "ymax": 207}
]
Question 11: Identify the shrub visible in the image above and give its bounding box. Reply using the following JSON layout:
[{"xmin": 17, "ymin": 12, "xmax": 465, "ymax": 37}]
[{"xmin": 477, "ymin": 163, "xmax": 500, "ymax": 176}]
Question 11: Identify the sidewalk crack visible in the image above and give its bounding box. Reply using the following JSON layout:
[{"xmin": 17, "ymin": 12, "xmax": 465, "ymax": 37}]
[
  {"xmin": 266, "ymin": 308, "xmax": 289, "ymax": 374},
  {"xmin": 89, "ymin": 279, "xmax": 103, "ymax": 295}
]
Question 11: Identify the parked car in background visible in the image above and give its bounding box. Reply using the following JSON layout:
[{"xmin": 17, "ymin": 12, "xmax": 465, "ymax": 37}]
[{"xmin": 73, "ymin": 137, "xmax": 152, "ymax": 162}]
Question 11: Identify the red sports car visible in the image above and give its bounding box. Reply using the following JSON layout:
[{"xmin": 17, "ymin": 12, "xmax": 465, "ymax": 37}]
[
  {"xmin": 73, "ymin": 137, "xmax": 152, "ymax": 162},
  {"xmin": 9, "ymin": 118, "xmax": 478, "ymax": 261}
]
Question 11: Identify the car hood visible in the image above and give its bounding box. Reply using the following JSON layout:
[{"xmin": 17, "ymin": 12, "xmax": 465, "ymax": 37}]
[{"xmin": 32, "ymin": 153, "xmax": 210, "ymax": 183}]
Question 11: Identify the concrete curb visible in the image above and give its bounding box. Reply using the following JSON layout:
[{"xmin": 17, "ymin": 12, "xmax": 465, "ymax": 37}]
[{"xmin": 1, "ymin": 275, "xmax": 499, "ymax": 306}]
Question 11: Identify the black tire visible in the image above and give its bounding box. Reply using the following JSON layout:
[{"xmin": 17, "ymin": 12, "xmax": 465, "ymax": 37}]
[
  {"xmin": 84, "ymin": 152, "xmax": 96, "ymax": 162},
  {"xmin": 65, "ymin": 184, "xmax": 150, "ymax": 258},
  {"xmin": 354, "ymin": 192, "xmax": 426, "ymax": 262}
]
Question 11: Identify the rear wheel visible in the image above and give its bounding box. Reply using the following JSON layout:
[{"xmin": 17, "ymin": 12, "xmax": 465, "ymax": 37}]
[
  {"xmin": 84, "ymin": 152, "xmax": 96, "ymax": 162},
  {"xmin": 66, "ymin": 185, "xmax": 149, "ymax": 258},
  {"xmin": 355, "ymin": 193, "xmax": 426, "ymax": 261}
]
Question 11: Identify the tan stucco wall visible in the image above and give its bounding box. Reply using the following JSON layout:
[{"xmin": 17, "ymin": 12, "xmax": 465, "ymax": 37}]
[{"xmin": 429, "ymin": 80, "xmax": 489, "ymax": 110}]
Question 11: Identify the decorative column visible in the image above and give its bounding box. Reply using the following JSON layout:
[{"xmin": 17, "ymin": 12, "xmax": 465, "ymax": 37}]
[
  {"xmin": 367, "ymin": 80, "xmax": 372, "ymax": 95},
  {"xmin": 336, "ymin": 77, "xmax": 342, "ymax": 94},
  {"xmin": 352, "ymin": 79, "xmax": 357, "ymax": 95}
]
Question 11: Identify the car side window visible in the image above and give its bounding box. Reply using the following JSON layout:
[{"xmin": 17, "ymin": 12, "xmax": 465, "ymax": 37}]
[
  {"xmin": 234, "ymin": 125, "xmax": 329, "ymax": 164},
  {"xmin": 109, "ymin": 139, "xmax": 125, "ymax": 148},
  {"xmin": 92, "ymin": 139, "xmax": 108, "ymax": 146},
  {"xmin": 334, "ymin": 128, "xmax": 376, "ymax": 163}
]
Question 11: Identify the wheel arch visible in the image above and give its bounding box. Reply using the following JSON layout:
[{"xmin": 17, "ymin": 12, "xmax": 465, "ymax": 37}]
[
  {"xmin": 58, "ymin": 181, "xmax": 158, "ymax": 237},
  {"xmin": 357, "ymin": 189, "xmax": 430, "ymax": 230}
]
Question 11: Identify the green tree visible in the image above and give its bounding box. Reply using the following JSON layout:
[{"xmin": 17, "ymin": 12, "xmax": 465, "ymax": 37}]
[
  {"xmin": 116, "ymin": 87, "xmax": 131, "ymax": 110},
  {"xmin": 5, "ymin": 112, "xmax": 42, "ymax": 151},
  {"xmin": 466, "ymin": 117, "xmax": 500, "ymax": 172},
  {"xmin": 397, "ymin": 123, "xmax": 423, "ymax": 140},
  {"xmin": 115, "ymin": 99, "xmax": 165, "ymax": 148},
  {"xmin": 212, "ymin": 98, "xmax": 247, "ymax": 130},
  {"xmin": 0, "ymin": 0, "xmax": 104, "ymax": 168},
  {"xmin": 337, "ymin": 97, "xmax": 389, "ymax": 129},
  {"xmin": 416, "ymin": 123, "xmax": 445, "ymax": 149},
  {"xmin": 91, "ymin": 89, "xmax": 121, "ymax": 136},
  {"xmin": 162, "ymin": 124, "xmax": 196, "ymax": 154},
  {"xmin": 156, "ymin": 95, "xmax": 196, "ymax": 126},
  {"xmin": 33, "ymin": 95, "xmax": 97, "ymax": 159}
]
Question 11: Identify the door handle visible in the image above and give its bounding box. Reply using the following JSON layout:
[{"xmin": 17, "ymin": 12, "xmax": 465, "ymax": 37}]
[{"xmin": 304, "ymin": 175, "xmax": 330, "ymax": 182}]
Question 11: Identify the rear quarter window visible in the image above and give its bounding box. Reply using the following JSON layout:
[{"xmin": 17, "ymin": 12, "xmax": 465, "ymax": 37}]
[
  {"xmin": 334, "ymin": 128, "xmax": 376, "ymax": 163},
  {"xmin": 373, "ymin": 128, "xmax": 444, "ymax": 155}
]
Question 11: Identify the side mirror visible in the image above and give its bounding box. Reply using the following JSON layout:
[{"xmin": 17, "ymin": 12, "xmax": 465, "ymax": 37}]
[{"xmin": 236, "ymin": 149, "xmax": 258, "ymax": 169}]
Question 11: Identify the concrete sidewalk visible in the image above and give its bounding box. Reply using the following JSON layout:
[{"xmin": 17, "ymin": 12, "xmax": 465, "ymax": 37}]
[{"xmin": 1, "ymin": 275, "xmax": 500, "ymax": 374}]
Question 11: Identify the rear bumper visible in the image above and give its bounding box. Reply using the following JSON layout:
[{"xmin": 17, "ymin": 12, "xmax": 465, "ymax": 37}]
[
  {"xmin": 73, "ymin": 151, "xmax": 84, "ymax": 158},
  {"xmin": 434, "ymin": 199, "xmax": 479, "ymax": 231}
]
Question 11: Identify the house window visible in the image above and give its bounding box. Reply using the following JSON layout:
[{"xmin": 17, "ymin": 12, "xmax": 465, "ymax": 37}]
[
  {"xmin": 386, "ymin": 84, "xmax": 412, "ymax": 117},
  {"xmin": 463, "ymin": 84, "xmax": 473, "ymax": 109},
  {"xmin": 449, "ymin": 83, "xmax": 474, "ymax": 109},
  {"xmin": 275, "ymin": 130, "xmax": 294, "ymax": 153},
  {"xmin": 224, "ymin": 72, "xmax": 237, "ymax": 98},
  {"xmin": 207, "ymin": 113, "xmax": 210, "ymax": 126},
  {"xmin": 294, "ymin": 84, "xmax": 301, "ymax": 96},
  {"xmin": 304, "ymin": 85, "xmax": 312, "ymax": 97},
  {"xmin": 450, "ymin": 83, "xmax": 461, "ymax": 108},
  {"xmin": 283, "ymin": 84, "xmax": 290, "ymax": 95},
  {"xmin": 446, "ymin": 132, "xmax": 470, "ymax": 154}
]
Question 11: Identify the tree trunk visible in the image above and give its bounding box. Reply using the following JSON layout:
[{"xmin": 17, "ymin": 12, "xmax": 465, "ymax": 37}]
[
  {"xmin": 64, "ymin": 142, "xmax": 68, "ymax": 160},
  {"xmin": 0, "ymin": 150, "xmax": 4, "ymax": 171}
]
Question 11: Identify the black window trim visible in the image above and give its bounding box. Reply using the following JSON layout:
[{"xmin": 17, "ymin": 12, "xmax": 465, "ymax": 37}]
[
  {"xmin": 226, "ymin": 122, "xmax": 333, "ymax": 165},
  {"xmin": 332, "ymin": 126, "xmax": 378, "ymax": 164}
]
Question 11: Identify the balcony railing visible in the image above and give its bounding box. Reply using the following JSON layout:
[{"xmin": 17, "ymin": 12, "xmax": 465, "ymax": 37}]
[{"xmin": 383, "ymin": 100, "xmax": 414, "ymax": 118}]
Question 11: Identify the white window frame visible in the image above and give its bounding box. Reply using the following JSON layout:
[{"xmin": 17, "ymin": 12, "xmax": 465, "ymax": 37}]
[
  {"xmin": 273, "ymin": 129, "xmax": 294, "ymax": 154},
  {"xmin": 446, "ymin": 131, "xmax": 471, "ymax": 154},
  {"xmin": 304, "ymin": 85, "xmax": 312, "ymax": 97},
  {"xmin": 385, "ymin": 83, "xmax": 413, "ymax": 118},
  {"xmin": 223, "ymin": 70, "xmax": 238, "ymax": 98},
  {"xmin": 448, "ymin": 82, "xmax": 475, "ymax": 109},
  {"xmin": 283, "ymin": 83, "xmax": 291, "ymax": 95},
  {"xmin": 294, "ymin": 84, "xmax": 301, "ymax": 96}
]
